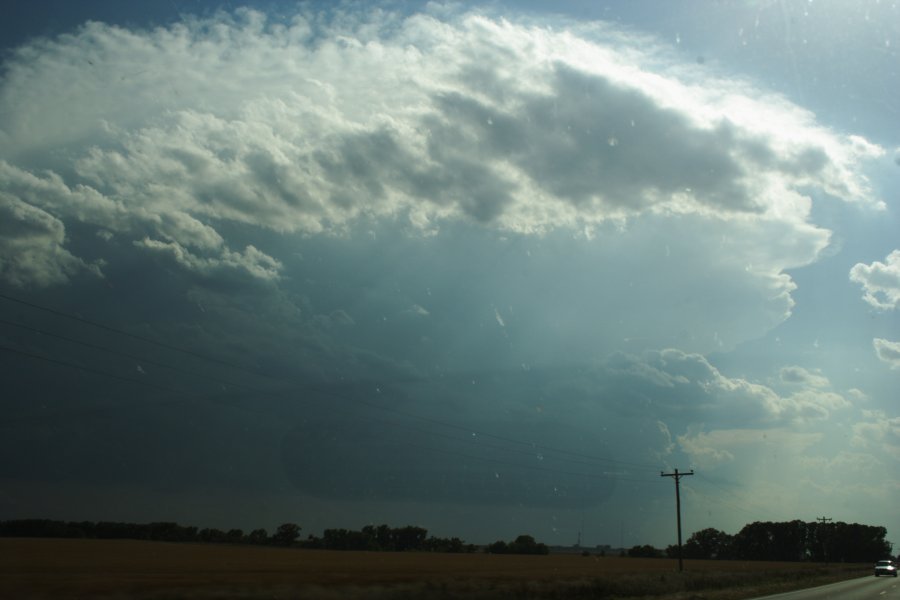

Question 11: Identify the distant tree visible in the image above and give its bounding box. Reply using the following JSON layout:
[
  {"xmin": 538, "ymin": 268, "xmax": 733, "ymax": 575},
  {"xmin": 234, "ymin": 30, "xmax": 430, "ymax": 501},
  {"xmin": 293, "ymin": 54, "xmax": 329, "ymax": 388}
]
[
  {"xmin": 683, "ymin": 528, "xmax": 734, "ymax": 560},
  {"xmin": 226, "ymin": 529, "xmax": 245, "ymax": 544},
  {"xmin": 147, "ymin": 522, "xmax": 198, "ymax": 543},
  {"xmin": 391, "ymin": 525, "xmax": 428, "ymax": 552},
  {"xmin": 509, "ymin": 534, "xmax": 550, "ymax": 555},
  {"xmin": 0, "ymin": 519, "xmax": 76, "ymax": 538},
  {"xmin": 198, "ymin": 528, "xmax": 227, "ymax": 544},
  {"xmin": 808, "ymin": 521, "xmax": 833, "ymax": 562},
  {"xmin": 732, "ymin": 521, "xmax": 810, "ymax": 562},
  {"xmin": 272, "ymin": 523, "xmax": 301, "ymax": 547},
  {"xmin": 732, "ymin": 522, "xmax": 772, "ymax": 561},
  {"xmin": 486, "ymin": 535, "xmax": 549, "ymax": 555},
  {"xmin": 771, "ymin": 520, "xmax": 809, "ymax": 561},
  {"xmin": 320, "ymin": 527, "xmax": 372, "ymax": 551},
  {"xmin": 627, "ymin": 544, "xmax": 663, "ymax": 558},
  {"xmin": 248, "ymin": 528, "xmax": 268, "ymax": 545},
  {"xmin": 725, "ymin": 520, "xmax": 890, "ymax": 562},
  {"xmin": 425, "ymin": 535, "xmax": 466, "ymax": 553},
  {"xmin": 375, "ymin": 524, "xmax": 393, "ymax": 550},
  {"xmin": 829, "ymin": 522, "xmax": 891, "ymax": 563}
]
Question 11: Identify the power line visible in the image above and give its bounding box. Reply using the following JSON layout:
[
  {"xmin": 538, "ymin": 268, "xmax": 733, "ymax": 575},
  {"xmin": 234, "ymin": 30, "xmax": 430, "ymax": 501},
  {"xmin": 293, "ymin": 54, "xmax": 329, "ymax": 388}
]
[
  {"xmin": 0, "ymin": 317, "xmax": 249, "ymax": 390},
  {"xmin": 377, "ymin": 415, "xmax": 656, "ymax": 475},
  {"xmin": 1, "ymin": 333, "xmax": 661, "ymax": 485},
  {"xmin": 0, "ymin": 292, "xmax": 246, "ymax": 372},
  {"xmin": 399, "ymin": 441, "xmax": 623, "ymax": 482},
  {"xmin": 689, "ymin": 473, "xmax": 760, "ymax": 518},
  {"xmin": 0, "ymin": 291, "xmax": 662, "ymax": 477},
  {"xmin": 0, "ymin": 344, "xmax": 181, "ymax": 395},
  {"xmin": 345, "ymin": 392, "xmax": 660, "ymax": 471}
]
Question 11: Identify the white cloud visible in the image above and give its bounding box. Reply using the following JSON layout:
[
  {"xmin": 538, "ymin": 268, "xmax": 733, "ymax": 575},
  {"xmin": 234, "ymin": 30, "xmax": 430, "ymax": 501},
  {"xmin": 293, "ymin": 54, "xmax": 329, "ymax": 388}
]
[
  {"xmin": 678, "ymin": 428, "xmax": 822, "ymax": 469},
  {"xmin": 776, "ymin": 389, "xmax": 851, "ymax": 422},
  {"xmin": 135, "ymin": 238, "xmax": 282, "ymax": 282},
  {"xmin": 849, "ymin": 250, "xmax": 900, "ymax": 310},
  {"xmin": 853, "ymin": 411, "xmax": 900, "ymax": 459},
  {"xmin": 0, "ymin": 7, "xmax": 882, "ymax": 297},
  {"xmin": 586, "ymin": 349, "xmax": 851, "ymax": 427},
  {"xmin": 779, "ymin": 365, "xmax": 830, "ymax": 388},
  {"xmin": 677, "ymin": 430, "xmax": 736, "ymax": 469},
  {"xmin": 654, "ymin": 420, "xmax": 676, "ymax": 460},
  {"xmin": 646, "ymin": 350, "xmax": 851, "ymax": 424},
  {"xmin": 873, "ymin": 338, "xmax": 900, "ymax": 369},
  {"xmin": 0, "ymin": 192, "xmax": 101, "ymax": 287}
]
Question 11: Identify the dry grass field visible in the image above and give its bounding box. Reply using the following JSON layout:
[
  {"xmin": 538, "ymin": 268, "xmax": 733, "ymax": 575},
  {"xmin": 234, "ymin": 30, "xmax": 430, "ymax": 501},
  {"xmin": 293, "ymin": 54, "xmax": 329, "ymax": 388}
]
[{"xmin": 4, "ymin": 538, "xmax": 870, "ymax": 599}]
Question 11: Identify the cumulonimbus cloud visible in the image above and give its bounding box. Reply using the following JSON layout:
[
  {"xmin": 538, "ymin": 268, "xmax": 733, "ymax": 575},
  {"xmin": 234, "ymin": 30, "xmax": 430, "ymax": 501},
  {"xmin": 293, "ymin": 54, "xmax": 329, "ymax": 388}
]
[{"xmin": 0, "ymin": 6, "xmax": 884, "ymax": 290}]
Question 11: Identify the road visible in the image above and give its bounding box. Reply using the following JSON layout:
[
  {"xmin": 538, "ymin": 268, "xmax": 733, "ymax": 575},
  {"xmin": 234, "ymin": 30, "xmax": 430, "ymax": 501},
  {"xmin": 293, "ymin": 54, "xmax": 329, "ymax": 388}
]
[{"xmin": 751, "ymin": 576, "xmax": 900, "ymax": 599}]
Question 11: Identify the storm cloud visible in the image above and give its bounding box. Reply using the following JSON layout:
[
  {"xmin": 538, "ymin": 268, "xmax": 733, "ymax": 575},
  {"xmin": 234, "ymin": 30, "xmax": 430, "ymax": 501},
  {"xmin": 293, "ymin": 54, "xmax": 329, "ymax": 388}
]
[{"xmin": 1, "ymin": 3, "xmax": 897, "ymax": 546}]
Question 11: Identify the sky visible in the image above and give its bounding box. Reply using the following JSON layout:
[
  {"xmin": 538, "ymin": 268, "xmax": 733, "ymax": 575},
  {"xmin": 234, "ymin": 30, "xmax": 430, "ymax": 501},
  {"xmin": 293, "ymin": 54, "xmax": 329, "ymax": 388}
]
[{"xmin": 0, "ymin": 0, "xmax": 898, "ymax": 549}]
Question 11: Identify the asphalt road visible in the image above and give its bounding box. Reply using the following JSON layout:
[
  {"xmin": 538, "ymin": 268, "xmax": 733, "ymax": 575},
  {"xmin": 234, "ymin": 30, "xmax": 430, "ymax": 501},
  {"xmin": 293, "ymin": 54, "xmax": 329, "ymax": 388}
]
[{"xmin": 750, "ymin": 575, "xmax": 900, "ymax": 599}]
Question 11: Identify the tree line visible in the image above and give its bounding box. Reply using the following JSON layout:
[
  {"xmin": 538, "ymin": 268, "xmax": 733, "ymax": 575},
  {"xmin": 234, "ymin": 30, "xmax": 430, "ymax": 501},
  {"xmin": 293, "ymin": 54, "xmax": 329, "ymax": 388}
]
[
  {"xmin": 0, "ymin": 519, "xmax": 286, "ymax": 546},
  {"xmin": 0, "ymin": 519, "xmax": 486, "ymax": 553},
  {"xmin": 486, "ymin": 534, "xmax": 550, "ymax": 555},
  {"xmin": 2, "ymin": 518, "xmax": 891, "ymax": 562},
  {"xmin": 305, "ymin": 524, "xmax": 478, "ymax": 553},
  {"xmin": 674, "ymin": 520, "xmax": 893, "ymax": 563},
  {"xmin": 0, "ymin": 519, "xmax": 558, "ymax": 555}
]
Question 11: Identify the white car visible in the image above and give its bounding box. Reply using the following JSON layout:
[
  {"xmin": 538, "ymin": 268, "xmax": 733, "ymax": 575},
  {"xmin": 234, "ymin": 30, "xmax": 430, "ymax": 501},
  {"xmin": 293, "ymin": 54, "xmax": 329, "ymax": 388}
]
[{"xmin": 874, "ymin": 560, "xmax": 897, "ymax": 577}]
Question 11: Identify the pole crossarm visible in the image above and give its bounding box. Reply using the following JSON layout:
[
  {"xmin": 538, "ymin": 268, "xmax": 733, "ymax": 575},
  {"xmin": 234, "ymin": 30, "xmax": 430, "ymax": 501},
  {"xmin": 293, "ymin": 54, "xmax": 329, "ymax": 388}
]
[{"xmin": 661, "ymin": 468, "xmax": 694, "ymax": 572}]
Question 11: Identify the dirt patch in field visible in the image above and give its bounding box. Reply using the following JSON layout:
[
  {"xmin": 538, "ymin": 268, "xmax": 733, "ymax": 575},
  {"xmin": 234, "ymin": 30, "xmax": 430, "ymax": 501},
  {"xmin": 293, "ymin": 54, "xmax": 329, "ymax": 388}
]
[{"xmin": 3, "ymin": 538, "xmax": 869, "ymax": 599}]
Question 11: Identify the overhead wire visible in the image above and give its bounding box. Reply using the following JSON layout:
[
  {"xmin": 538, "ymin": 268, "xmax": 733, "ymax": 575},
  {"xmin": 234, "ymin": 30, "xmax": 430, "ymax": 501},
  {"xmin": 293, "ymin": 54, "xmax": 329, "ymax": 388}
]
[
  {"xmin": 0, "ymin": 317, "xmax": 250, "ymax": 390},
  {"xmin": 0, "ymin": 292, "xmax": 248, "ymax": 372},
  {"xmin": 0, "ymin": 291, "xmax": 665, "ymax": 484},
  {"xmin": 333, "ymin": 389, "xmax": 661, "ymax": 471},
  {"xmin": 0, "ymin": 344, "xmax": 181, "ymax": 395},
  {"xmin": 686, "ymin": 473, "xmax": 760, "ymax": 519}
]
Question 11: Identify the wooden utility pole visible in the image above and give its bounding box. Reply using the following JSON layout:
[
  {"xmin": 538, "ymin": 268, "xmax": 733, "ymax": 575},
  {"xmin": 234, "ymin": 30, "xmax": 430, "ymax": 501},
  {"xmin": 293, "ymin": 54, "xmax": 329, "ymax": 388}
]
[
  {"xmin": 816, "ymin": 516, "xmax": 832, "ymax": 564},
  {"xmin": 661, "ymin": 468, "xmax": 694, "ymax": 572}
]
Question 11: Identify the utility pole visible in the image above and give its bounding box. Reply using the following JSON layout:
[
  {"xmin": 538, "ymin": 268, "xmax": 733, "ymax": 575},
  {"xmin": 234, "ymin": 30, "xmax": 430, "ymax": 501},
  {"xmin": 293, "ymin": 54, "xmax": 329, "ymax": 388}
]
[
  {"xmin": 816, "ymin": 516, "xmax": 832, "ymax": 564},
  {"xmin": 661, "ymin": 468, "xmax": 694, "ymax": 572}
]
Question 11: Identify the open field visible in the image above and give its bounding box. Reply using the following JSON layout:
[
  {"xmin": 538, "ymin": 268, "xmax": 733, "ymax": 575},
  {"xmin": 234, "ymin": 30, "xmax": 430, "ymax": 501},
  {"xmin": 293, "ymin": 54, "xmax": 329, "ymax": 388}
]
[{"xmin": 4, "ymin": 538, "xmax": 871, "ymax": 599}]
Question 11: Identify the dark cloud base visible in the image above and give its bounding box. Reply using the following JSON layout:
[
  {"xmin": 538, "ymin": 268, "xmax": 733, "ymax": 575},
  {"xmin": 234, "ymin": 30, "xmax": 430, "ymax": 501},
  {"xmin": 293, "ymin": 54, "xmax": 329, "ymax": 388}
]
[{"xmin": 280, "ymin": 413, "xmax": 617, "ymax": 508}]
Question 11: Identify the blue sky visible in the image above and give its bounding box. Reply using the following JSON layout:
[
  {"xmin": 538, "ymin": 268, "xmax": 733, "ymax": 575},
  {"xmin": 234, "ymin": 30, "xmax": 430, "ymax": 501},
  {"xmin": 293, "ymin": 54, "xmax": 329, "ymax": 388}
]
[{"xmin": 1, "ymin": 0, "xmax": 898, "ymax": 548}]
